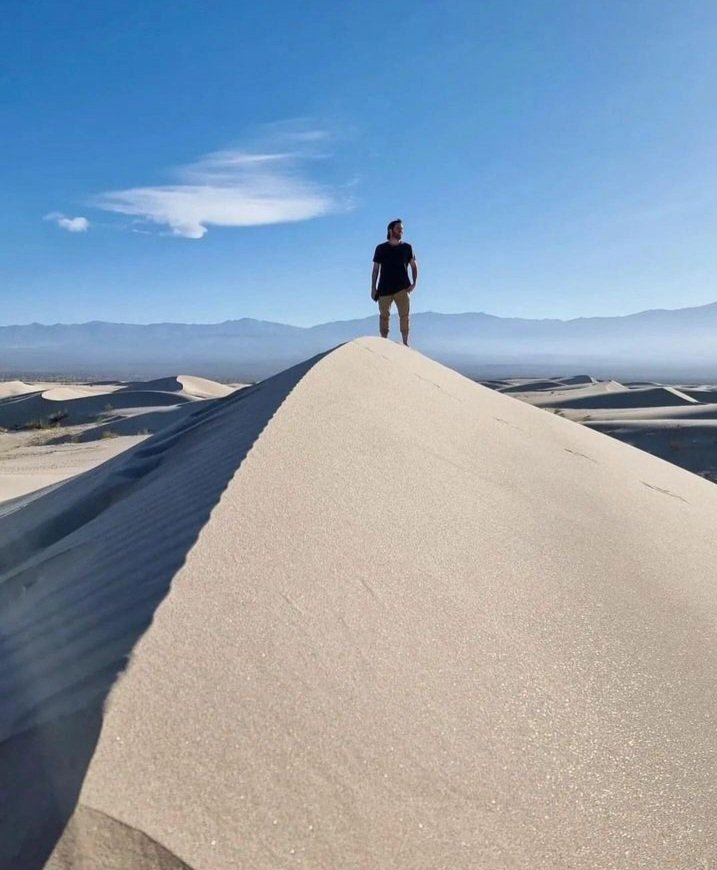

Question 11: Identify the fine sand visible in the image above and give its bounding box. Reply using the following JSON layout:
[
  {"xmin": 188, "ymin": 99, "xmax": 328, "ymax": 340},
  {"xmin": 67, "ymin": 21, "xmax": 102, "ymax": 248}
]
[{"xmin": 3, "ymin": 340, "xmax": 717, "ymax": 868}]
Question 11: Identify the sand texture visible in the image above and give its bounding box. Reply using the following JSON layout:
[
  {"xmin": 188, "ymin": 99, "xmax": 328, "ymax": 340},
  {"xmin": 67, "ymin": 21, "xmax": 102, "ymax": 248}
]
[{"xmin": 2, "ymin": 339, "xmax": 717, "ymax": 868}]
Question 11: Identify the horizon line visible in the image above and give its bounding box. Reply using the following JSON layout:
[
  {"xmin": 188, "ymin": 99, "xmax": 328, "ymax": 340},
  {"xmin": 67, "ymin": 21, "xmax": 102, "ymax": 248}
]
[{"xmin": 1, "ymin": 299, "xmax": 716, "ymax": 330}]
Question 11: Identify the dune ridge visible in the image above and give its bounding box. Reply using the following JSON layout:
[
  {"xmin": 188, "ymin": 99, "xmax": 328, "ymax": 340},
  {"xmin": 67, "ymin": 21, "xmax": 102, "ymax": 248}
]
[{"xmin": 2, "ymin": 339, "xmax": 717, "ymax": 868}]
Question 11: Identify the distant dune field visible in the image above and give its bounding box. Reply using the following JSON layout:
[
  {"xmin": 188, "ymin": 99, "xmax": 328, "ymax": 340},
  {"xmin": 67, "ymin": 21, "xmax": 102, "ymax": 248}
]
[
  {"xmin": 499, "ymin": 374, "xmax": 717, "ymax": 482},
  {"xmin": 0, "ymin": 375, "xmax": 240, "ymax": 504}
]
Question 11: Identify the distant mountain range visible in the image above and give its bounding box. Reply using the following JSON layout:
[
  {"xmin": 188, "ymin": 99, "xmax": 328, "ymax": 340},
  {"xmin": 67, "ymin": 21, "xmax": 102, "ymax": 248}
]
[{"xmin": 3, "ymin": 302, "xmax": 717, "ymax": 381}]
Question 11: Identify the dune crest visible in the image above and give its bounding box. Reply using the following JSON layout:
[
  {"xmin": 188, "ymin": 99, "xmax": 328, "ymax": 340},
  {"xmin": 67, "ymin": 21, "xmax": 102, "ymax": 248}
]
[
  {"xmin": 3, "ymin": 338, "xmax": 717, "ymax": 868},
  {"xmin": 41, "ymin": 385, "xmax": 124, "ymax": 402},
  {"xmin": 0, "ymin": 381, "xmax": 43, "ymax": 400},
  {"xmin": 176, "ymin": 375, "xmax": 235, "ymax": 399}
]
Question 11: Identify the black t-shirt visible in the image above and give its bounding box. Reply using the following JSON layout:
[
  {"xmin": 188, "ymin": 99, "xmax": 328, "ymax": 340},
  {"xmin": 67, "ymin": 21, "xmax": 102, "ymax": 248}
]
[{"xmin": 373, "ymin": 242, "xmax": 414, "ymax": 295}]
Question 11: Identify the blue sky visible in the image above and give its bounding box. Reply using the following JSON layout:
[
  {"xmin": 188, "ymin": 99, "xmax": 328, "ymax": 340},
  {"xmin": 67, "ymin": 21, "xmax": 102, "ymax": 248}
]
[{"xmin": 3, "ymin": 0, "xmax": 717, "ymax": 326}]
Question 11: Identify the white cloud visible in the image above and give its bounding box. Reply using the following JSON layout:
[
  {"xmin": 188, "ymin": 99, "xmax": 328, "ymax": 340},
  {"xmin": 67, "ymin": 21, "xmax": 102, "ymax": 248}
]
[
  {"xmin": 92, "ymin": 130, "xmax": 347, "ymax": 239},
  {"xmin": 44, "ymin": 212, "xmax": 90, "ymax": 232}
]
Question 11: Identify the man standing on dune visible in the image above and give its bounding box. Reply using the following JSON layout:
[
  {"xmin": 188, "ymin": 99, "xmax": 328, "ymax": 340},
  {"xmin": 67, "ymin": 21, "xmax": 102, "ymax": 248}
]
[{"xmin": 371, "ymin": 219, "xmax": 418, "ymax": 346}]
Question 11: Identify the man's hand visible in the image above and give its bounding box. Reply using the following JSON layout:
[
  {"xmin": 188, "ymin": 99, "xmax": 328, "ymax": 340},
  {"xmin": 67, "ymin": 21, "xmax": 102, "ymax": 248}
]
[
  {"xmin": 371, "ymin": 288, "xmax": 379, "ymax": 302},
  {"xmin": 407, "ymin": 284, "xmax": 416, "ymax": 293}
]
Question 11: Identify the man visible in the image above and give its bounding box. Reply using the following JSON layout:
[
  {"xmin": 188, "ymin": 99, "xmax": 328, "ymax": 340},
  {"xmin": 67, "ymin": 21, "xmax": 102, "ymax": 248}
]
[{"xmin": 371, "ymin": 219, "xmax": 418, "ymax": 346}]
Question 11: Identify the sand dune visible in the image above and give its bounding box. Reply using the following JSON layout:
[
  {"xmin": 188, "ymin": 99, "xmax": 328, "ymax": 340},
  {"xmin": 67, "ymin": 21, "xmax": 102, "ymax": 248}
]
[
  {"xmin": 504, "ymin": 375, "xmax": 717, "ymax": 481},
  {"xmin": 3, "ymin": 339, "xmax": 717, "ymax": 868},
  {"xmin": 0, "ymin": 375, "xmax": 233, "ymax": 432},
  {"xmin": 0, "ymin": 381, "xmax": 46, "ymax": 400},
  {"xmin": 584, "ymin": 419, "xmax": 717, "ymax": 480},
  {"xmin": 118, "ymin": 376, "xmax": 187, "ymax": 393},
  {"xmin": 41, "ymin": 385, "xmax": 125, "ymax": 402},
  {"xmin": 532, "ymin": 385, "xmax": 696, "ymax": 410},
  {"xmin": 553, "ymin": 374, "xmax": 595, "ymax": 385},
  {"xmin": 561, "ymin": 402, "xmax": 717, "ymax": 422},
  {"xmin": 177, "ymin": 375, "xmax": 236, "ymax": 399},
  {"xmin": 498, "ymin": 378, "xmax": 567, "ymax": 393},
  {"xmin": 681, "ymin": 388, "xmax": 717, "ymax": 403},
  {"xmin": 498, "ymin": 376, "xmax": 601, "ymax": 395},
  {"xmin": 0, "ymin": 378, "xmax": 234, "ymax": 434},
  {"xmin": 118, "ymin": 375, "xmax": 236, "ymax": 400},
  {"xmin": 0, "ymin": 375, "xmax": 239, "ymax": 505},
  {"xmin": 0, "ymin": 390, "xmax": 191, "ymax": 431},
  {"xmin": 68, "ymin": 403, "xmax": 201, "ymax": 444},
  {"xmin": 512, "ymin": 381, "xmax": 627, "ymax": 408}
]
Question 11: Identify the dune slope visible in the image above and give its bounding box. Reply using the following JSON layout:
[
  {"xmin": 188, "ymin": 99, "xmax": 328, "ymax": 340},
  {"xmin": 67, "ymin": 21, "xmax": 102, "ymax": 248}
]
[{"xmin": 2, "ymin": 338, "xmax": 717, "ymax": 869}]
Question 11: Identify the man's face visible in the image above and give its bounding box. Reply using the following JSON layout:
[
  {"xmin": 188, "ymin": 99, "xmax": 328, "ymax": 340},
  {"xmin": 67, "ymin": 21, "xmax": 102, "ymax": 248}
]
[{"xmin": 391, "ymin": 222, "xmax": 404, "ymax": 241}]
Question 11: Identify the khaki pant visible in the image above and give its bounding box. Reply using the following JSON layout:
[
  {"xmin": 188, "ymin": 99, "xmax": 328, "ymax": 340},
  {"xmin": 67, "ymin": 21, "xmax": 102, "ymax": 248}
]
[{"xmin": 378, "ymin": 289, "xmax": 410, "ymax": 338}]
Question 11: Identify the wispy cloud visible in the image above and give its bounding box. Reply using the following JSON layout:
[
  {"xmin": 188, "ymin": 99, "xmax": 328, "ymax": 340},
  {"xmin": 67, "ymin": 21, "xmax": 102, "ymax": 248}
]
[
  {"xmin": 92, "ymin": 128, "xmax": 348, "ymax": 239},
  {"xmin": 44, "ymin": 212, "xmax": 90, "ymax": 232}
]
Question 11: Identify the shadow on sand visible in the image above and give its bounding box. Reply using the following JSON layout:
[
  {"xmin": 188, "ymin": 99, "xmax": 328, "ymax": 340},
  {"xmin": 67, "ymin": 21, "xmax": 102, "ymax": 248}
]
[{"xmin": 0, "ymin": 349, "xmax": 332, "ymax": 870}]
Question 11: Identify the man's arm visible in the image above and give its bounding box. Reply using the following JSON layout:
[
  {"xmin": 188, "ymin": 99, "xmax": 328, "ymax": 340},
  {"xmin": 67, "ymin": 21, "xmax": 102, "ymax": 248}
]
[
  {"xmin": 408, "ymin": 257, "xmax": 418, "ymax": 292},
  {"xmin": 371, "ymin": 262, "xmax": 380, "ymax": 301}
]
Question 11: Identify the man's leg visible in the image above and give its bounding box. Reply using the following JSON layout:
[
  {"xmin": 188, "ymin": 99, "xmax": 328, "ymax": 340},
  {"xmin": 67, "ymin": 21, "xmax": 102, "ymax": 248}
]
[
  {"xmin": 378, "ymin": 294, "xmax": 392, "ymax": 338},
  {"xmin": 396, "ymin": 289, "xmax": 410, "ymax": 346}
]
